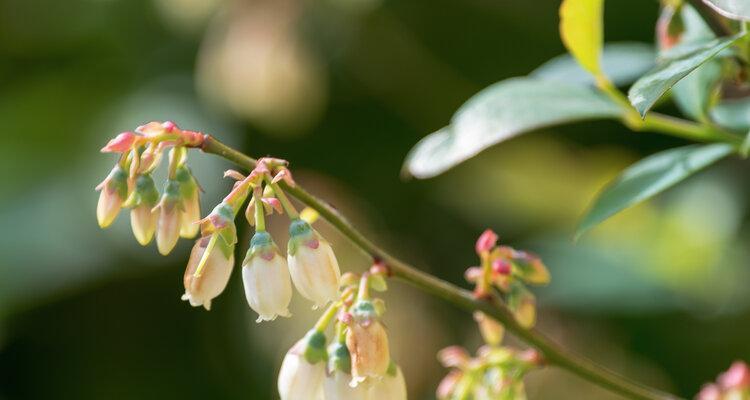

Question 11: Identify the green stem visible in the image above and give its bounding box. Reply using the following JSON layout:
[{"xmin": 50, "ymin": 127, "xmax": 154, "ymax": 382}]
[
  {"xmin": 314, "ymin": 301, "xmax": 341, "ymax": 332},
  {"xmin": 199, "ymin": 136, "xmax": 683, "ymax": 400},
  {"xmin": 267, "ymin": 179, "xmax": 300, "ymax": 219},
  {"xmin": 254, "ymin": 186, "xmax": 266, "ymax": 232}
]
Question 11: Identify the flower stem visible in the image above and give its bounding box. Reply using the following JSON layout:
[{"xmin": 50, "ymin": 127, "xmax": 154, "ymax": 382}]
[
  {"xmin": 253, "ymin": 186, "xmax": 266, "ymax": 232},
  {"xmin": 199, "ymin": 135, "xmax": 683, "ymax": 400},
  {"xmin": 267, "ymin": 179, "xmax": 299, "ymax": 219},
  {"xmin": 314, "ymin": 301, "xmax": 341, "ymax": 332}
]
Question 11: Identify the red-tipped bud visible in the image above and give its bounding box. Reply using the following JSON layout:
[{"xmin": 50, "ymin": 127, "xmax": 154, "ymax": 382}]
[
  {"xmin": 719, "ymin": 361, "xmax": 750, "ymax": 390},
  {"xmin": 492, "ymin": 259, "xmax": 512, "ymax": 275},
  {"xmin": 101, "ymin": 132, "xmax": 137, "ymax": 153},
  {"xmin": 437, "ymin": 346, "xmax": 470, "ymax": 369},
  {"xmin": 475, "ymin": 229, "xmax": 498, "ymax": 255}
]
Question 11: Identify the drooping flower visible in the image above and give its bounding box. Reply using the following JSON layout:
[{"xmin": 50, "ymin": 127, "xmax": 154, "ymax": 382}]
[
  {"xmin": 241, "ymin": 231, "xmax": 292, "ymax": 322},
  {"xmin": 369, "ymin": 363, "xmax": 407, "ymax": 400},
  {"xmin": 181, "ymin": 235, "xmax": 234, "ymax": 310},
  {"xmin": 346, "ymin": 299, "xmax": 391, "ymax": 386},
  {"xmin": 128, "ymin": 174, "xmax": 160, "ymax": 245},
  {"xmin": 96, "ymin": 165, "xmax": 129, "ymax": 228},
  {"xmin": 323, "ymin": 342, "xmax": 370, "ymax": 400},
  {"xmin": 278, "ymin": 332, "xmax": 327, "ymax": 400},
  {"xmin": 176, "ymin": 165, "xmax": 201, "ymax": 238},
  {"xmin": 287, "ymin": 218, "xmax": 341, "ymax": 307},
  {"xmin": 155, "ymin": 179, "xmax": 183, "ymax": 255}
]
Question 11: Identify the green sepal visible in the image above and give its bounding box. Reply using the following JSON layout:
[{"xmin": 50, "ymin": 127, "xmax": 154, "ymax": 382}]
[
  {"xmin": 243, "ymin": 231, "xmax": 277, "ymax": 264},
  {"xmin": 351, "ymin": 299, "xmax": 378, "ymax": 322},
  {"xmin": 369, "ymin": 274, "xmax": 388, "ymax": 292},
  {"xmin": 175, "ymin": 166, "xmax": 198, "ymax": 200},
  {"xmin": 327, "ymin": 342, "xmax": 351, "ymax": 374},
  {"xmin": 109, "ymin": 166, "xmax": 129, "ymax": 200},
  {"xmin": 386, "ymin": 360, "xmax": 398, "ymax": 377},
  {"xmin": 372, "ymin": 298, "xmax": 386, "ymax": 316},
  {"xmin": 288, "ymin": 218, "xmax": 315, "ymax": 256},
  {"xmin": 135, "ymin": 174, "xmax": 159, "ymax": 206},
  {"xmin": 215, "ymin": 234, "xmax": 235, "ymax": 260},
  {"xmin": 302, "ymin": 329, "xmax": 328, "ymax": 364},
  {"xmin": 218, "ymin": 223, "xmax": 237, "ymax": 247}
]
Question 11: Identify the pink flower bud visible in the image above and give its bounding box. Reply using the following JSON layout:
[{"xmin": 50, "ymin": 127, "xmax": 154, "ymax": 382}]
[
  {"xmin": 101, "ymin": 132, "xmax": 138, "ymax": 153},
  {"xmin": 697, "ymin": 384, "xmax": 721, "ymax": 400},
  {"xmin": 475, "ymin": 229, "xmax": 498, "ymax": 255},
  {"xmin": 437, "ymin": 346, "xmax": 470, "ymax": 369},
  {"xmin": 278, "ymin": 341, "xmax": 325, "ymax": 400},
  {"xmin": 719, "ymin": 362, "xmax": 750, "ymax": 390},
  {"xmin": 346, "ymin": 320, "xmax": 391, "ymax": 386},
  {"xmin": 437, "ymin": 370, "xmax": 463, "ymax": 400},
  {"xmin": 182, "ymin": 236, "xmax": 235, "ymax": 311},
  {"xmin": 492, "ymin": 259, "xmax": 512, "ymax": 275}
]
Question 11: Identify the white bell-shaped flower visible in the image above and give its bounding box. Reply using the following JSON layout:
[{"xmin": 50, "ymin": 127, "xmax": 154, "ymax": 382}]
[
  {"xmin": 182, "ymin": 235, "xmax": 234, "ymax": 310},
  {"xmin": 369, "ymin": 364, "xmax": 407, "ymax": 400},
  {"xmin": 278, "ymin": 337, "xmax": 326, "ymax": 400},
  {"xmin": 287, "ymin": 219, "xmax": 341, "ymax": 307},
  {"xmin": 241, "ymin": 231, "xmax": 292, "ymax": 322}
]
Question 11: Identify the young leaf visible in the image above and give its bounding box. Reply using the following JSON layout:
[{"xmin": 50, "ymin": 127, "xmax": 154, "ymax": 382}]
[
  {"xmin": 704, "ymin": 0, "xmax": 750, "ymax": 21},
  {"xmin": 628, "ymin": 33, "xmax": 744, "ymax": 117},
  {"xmin": 559, "ymin": 0, "xmax": 604, "ymax": 78},
  {"xmin": 576, "ymin": 143, "xmax": 734, "ymax": 238},
  {"xmin": 531, "ymin": 42, "xmax": 655, "ymax": 87},
  {"xmin": 403, "ymin": 78, "xmax": 623, "ymax": 179}
]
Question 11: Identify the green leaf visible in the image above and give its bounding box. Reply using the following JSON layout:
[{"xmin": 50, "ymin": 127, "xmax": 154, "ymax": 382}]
[
  {"xmin": 628, "ymin": 33, "xmax": 744, "ymax": 117},
  {"xmin": 711, "ymin": 97, "xmax": 750, "ymax": 132},
  {"xmin": 404, "ymin": 78, "xmax": 624, "ymax": 179},
  {"xmin": 576, "ymin": 144, "xmax": 734, "ymax": 238},
  {"xmin": 559, "ymin": 0, "xmax": 605, "ymax": 77},
  {"xmin": 671, "ymin": 60, "xmax": 722, "ymax": 122},
  {"xmin": 531, "ymin": 42, "xmax": 655, "ymax": 87},
  {"xmin": 704, "ymin": 0, "xmax": 750, "ymax": 21}
]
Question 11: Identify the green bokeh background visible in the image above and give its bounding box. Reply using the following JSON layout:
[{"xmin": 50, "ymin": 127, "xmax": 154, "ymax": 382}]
[{"xmin": 1, "ymin": 0, "xmax": 749, "ymax": 399}]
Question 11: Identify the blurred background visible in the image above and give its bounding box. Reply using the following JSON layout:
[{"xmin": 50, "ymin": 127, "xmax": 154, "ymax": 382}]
[{"xmin": 1, "ymin": 0, "xmax": 749, "ymax": 398}]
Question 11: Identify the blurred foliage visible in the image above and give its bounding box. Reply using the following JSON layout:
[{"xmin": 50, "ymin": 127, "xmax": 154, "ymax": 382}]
[{"xmin": 1, "ymin": 0, "xmax": 749, "ymax": 399}]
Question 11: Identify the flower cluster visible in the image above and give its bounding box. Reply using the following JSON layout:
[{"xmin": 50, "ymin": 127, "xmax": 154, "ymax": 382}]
[
  {"xmin": 436, "ymin": 229, "xmax": 548, "ymax": 399},
  {"xmin": 98, "ymin": 123, "xmax": 403, "ymax": 399},
  {"xmin": 278, "ymin": 265, "xmax": 407, "ymax": 400},
  {"xmin": 96, "ymin": 122, "xmax": 204, "ymax": 254},
  {"xmin": 698, "ymin": 362, "xmax": 750, "ymax": 400},
  {"xmin": 467, "ymin": 229, "xmax": 550, "ymax": 329}
]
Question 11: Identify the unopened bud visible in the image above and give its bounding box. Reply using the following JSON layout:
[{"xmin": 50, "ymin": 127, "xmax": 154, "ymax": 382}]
[
  {"xmin": 129, "ymin": 174, "xmax": 159, "ymax": 245},
  {"xmin": 156, "ymin": 179, "xmax": 183, "ymax": 255},
  {"xmin": 96, "ymin": 165, "xmax": 129, "ymax": 228},
  {"xmin": 475, "ymin": 229, "xmax": 498, "ymax": 255},
  {"xmin": 176, "ymin": 166, "xmax": 201, "ymax": 239}
]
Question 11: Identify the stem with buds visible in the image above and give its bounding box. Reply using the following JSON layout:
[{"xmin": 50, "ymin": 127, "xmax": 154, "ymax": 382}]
[{"xmin": 199, "ymin": 135, "xmax": 682, "ymax": 400}]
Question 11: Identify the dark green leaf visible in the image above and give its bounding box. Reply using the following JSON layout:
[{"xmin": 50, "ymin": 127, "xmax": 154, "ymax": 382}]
[
  {"xmin": 628, "ymin": 33, "xmax": 744, "ymax": 117},
  {"xmin": 404, "ymin": 78, "xmax": 623, "ymax": 179},
  {"xmin": 576, "ymin": 144, "xmax": 734, "ymax": 238},
  {"xmin": 531, "ymin": 42, "xmax": 656, "ymax": 87},
  {"xmin": 704, "ymin": 0, "xmax": 750, "ymax": 21}
]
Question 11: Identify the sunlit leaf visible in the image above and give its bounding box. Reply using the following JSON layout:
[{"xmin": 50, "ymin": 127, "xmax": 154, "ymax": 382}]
[
  {"xmin": 559, "ymin": 0, "xmax": 605, "ymax": 77},
  {"xmin": 704, "ymin": 0, "xmax": 750, "ymax": 21},
  {"xmin": 404, "ymin": 78, "xmax": 623, "ymax": 179},
  {"xmin": 576, "ymin": 143, "xmax": 734, "ymax": 238},
  {"xmin": 628, "ymin": 33, "xmax": 744, "ymax": 117},
  {"xmin": 531, "ymin": 42, "xmax": 655, "ymax": 87}
]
